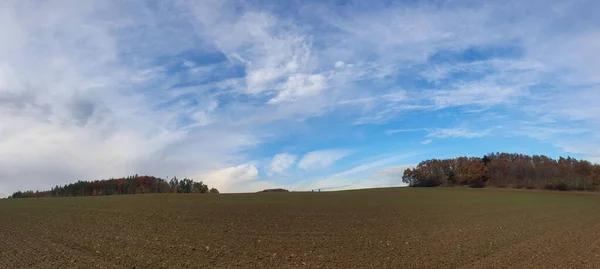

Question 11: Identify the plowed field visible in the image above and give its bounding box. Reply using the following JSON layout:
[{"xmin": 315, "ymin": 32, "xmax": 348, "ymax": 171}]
[{"xmin": 2, "ymin": 188, "xmax": 600, "ymax": 268}]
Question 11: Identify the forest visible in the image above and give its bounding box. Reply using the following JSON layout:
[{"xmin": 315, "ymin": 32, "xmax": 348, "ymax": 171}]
[
  {"xmin": 9, "ymin": 175, "xmax": 219, "ymax": 198},
  {"xmin": 403, "ymin": 153, "xmax": 600, "ymax": 191}
]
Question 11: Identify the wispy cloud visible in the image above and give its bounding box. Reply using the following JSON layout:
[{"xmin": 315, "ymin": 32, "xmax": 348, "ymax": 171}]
[
  {"xmin": 328, "ymin": 155, "xmax": 410, "ymax": 179},
  {"xmin": 427, "ymin": 83, "xmax": 525, "ymax": 109},
  {"xmin": 297, "ymin": 150, "xmax": 351, "ymax": 170},
  {"xmin": 388, "ymin": 127, "xmax": 493, "ymax": 140},
  {"xmin": 427, "ymin": 127, "xmax": 494, "ymax": 139},
  {"xmin": 386, "ymin": 128, "xmax": 428, "ymax": 135},
  {"xmin": 301, "ymin": 152, "xmax": 419, "ymax": 189}
]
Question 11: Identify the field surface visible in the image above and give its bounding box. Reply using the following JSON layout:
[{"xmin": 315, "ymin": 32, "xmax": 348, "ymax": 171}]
[{"xmin": 2, "ymin": 187, "xmax": 600, "ymax": 268}]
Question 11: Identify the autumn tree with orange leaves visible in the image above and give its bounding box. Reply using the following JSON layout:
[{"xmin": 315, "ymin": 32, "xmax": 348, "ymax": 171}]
[{"xmin": 403, "ymin": 153, "xmax": 600, "ymax": 191}]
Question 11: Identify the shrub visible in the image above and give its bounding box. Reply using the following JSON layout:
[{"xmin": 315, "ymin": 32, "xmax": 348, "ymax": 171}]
[
  {"xmin": 495, "ymin": 183, "xmax": 508, "ymax": 188},
  {"xmin": 545, "ymin": 182, "xmax": 570, "ymax": 191},
  {"xmin": 469, "ymin": 180, "xmax": 486, "ymax": 188},
  {"xmin": 555, "ymin": 183, "xmax": 570, "ymax": 191},
  {"xmin": 573, "ymin": 185, "xmax": 585, "ymax": 191},
  {"xmin": 514, "ymin": 183, "xmax": 525, "ymax": 189}
]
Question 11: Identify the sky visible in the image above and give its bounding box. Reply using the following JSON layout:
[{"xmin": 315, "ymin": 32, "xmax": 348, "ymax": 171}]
[{"xmin": 1, "ymin": 0, "xmax": 599, "ymax": 196}]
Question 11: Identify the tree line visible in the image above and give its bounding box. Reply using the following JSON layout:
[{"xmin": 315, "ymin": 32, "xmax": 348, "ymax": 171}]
[
  {"xmin": 259, "ymin": 188, "xmax": 289, "ymax": 192},
  {"xmin": 9, "ymin": 175, "xmax": 219, "ymax": 198},
  {"xmin": 402, "ymin": 153, "xmax": 600, "ymax": 191}
]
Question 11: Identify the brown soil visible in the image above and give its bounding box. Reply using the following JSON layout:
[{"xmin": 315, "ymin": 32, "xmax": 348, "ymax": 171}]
[{"xmin": 1, "ymin": 188, "xmax": 599, "ymax": 268}]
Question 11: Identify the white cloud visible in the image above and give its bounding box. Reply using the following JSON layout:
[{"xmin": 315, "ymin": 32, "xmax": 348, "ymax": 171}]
[
  {"xmin": 187, "ymin": 6, "xmax": 316, "ymax": 98},
  {"xmin": 555, "ymin": 142, "xmax": 600, "ymax": 164},
  {"xmin": 298, "ymin": 150, "xmax": 351, "ymax": 170},
  {"xmin": 389, "ymin": 127, "xmax": 491, "ymax": 140},
  {"xmin": 268, "ymin": 153, "xmax": 297, "ymax": 175},
  {"xmin": 201, "ymin": 163, "xmax": 261, "ymax": 193},
  {"xmin": 427, "ymin": 83, "xmax": 524, "ymax": 109},
  {"xmin": 386, "ymin": 128, "xmax": 427, "ymax": 134},
  {"xmin": 268, "ymin": 73, "xmax": 326, "ymax": 104},
  {"xmin": 330, "ymin": 155, "xmax": 403, "ymax": 179},
  {"xmin": 511, "ymin": 124, "xmax": 589, "ymax": 141},
  {"xmin": 427, "ymin": 127, "xmax": 492, "ymax": 139},
  {"xmin": 316, "ymin": 163, "xmax": 417, "ymax": 191},
  {"xmin": 301, "ymin": 154, "xmax": 419, "ymax": 190},
  {"xmin": 367, "ymin": 164, "xmax": 417, "ymax": 186},
  {"xmin": 306, "ymin": 161, "xmax": 417, "ymax": 191}
]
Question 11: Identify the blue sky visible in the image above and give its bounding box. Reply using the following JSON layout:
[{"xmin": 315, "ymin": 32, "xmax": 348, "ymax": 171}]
[{"xmin": 1, "ymin": 0, "xmax": 600, "ymax": 196}]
